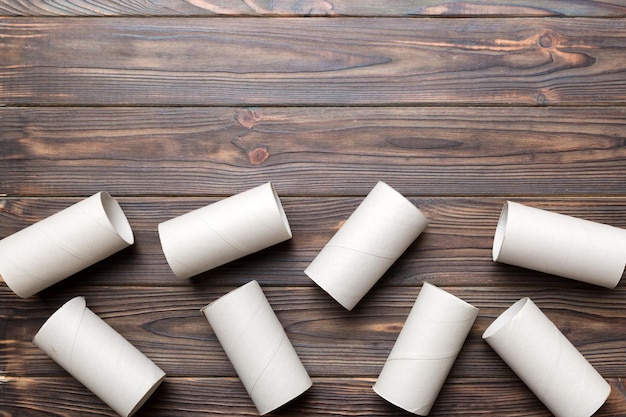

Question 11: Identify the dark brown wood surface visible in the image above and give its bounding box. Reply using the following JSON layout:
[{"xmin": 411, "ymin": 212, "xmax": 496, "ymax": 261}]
[
  {"xmin": 2, "ymin": 18, "xmax": 625, "ymax": 106},
  {"xmin": 1, "ymin": 2, "xmax": 626, "ymax": 416},
  {"xmin": 1, "ymin": 0, "xmax": 625, "ymax": 16}
]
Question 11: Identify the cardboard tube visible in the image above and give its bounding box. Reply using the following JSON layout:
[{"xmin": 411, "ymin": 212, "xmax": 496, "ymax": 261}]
[
  {"xmin": 33, "ymin": 297, "xmax": 166, "ymax": 417},
  {"xmin": 483, "ymin": 298, "xmax": 610, "ymax": 417},
  {"xmin": 373, "ymin": 283, "xmax": 478, "ymax": 415},
  {"xmin": 159, "ymin": 182, "xmax": 292, "ymax": 279},
  {"xmin": 202, "ymin": 280, "xmax": 312, "ymax": 415},
  {"xmin": 0, "ymin": 192, "xmax": 134, "ymax": 298},
  {"xmin": 304, "ymin": 181, "xmax": 429, "ymax": 310},
  {"xmin": 493, "ymin": 201, "xmax": 626, "ymax": 288}
]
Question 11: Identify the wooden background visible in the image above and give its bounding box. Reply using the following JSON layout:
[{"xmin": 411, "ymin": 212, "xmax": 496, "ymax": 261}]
[{"xmin": 1, "ymin": 1, "xmax": 626, "ymax": 416}]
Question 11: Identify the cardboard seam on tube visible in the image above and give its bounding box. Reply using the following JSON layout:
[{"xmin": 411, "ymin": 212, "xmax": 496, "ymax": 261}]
[
  {"xmin": 483, "ymin": 297, "xmax": 610, "ymax": 417},
  {"xmin": 493, "ymin": 200, "xmax": 626, "ymax": 288},
  {"xmin": 0, "ymin": 192, "xmax": 134, "ymax": 298},
  {"xmin": 249, "ymin": 333, "xmax": 288, "ymax": 396},
  {"xmin": 39, "ymin": 227, "xmax": 94, "ymax": 263},
  {"xmin": 67, "ymin": 306, "xmax": 88, "ymax": 372},
  {"xmin": 33, "ymin": 297, "xmax": 166, "ymax": 417},
  {"xmin": 373, "ymin": 282, "xmax": 478, "ymax": 416},
  {"xmin": 324, "ymin": 244, "xmax": 396, "ymax": 260},
  {"xmin": 198, "ymin": 216, "xmax": 247, "ymax": 253},
  {"xmin": 1, "ymin": 255, "xmax": 50, "ymax": 286},
  {"xmin": 202, "ymin": 280, "xmax": 312, "ymax": 415},
  {"xmin": 158, "ymin": 182, "xmax": 292, "ymax": 279},
  {"xmin": 305, "ymin": 181, "xmax": 429, "ymax": 311}
]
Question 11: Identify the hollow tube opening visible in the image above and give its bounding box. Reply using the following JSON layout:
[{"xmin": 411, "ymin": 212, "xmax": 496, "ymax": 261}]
[
  {"xmin": 201, "ymin": 280, "xmax": 260, "ymax": 314},
  {"xmin": 268, "ymin": 183, "xmax": 292, "ymax": 238},
  {"xmin": 482, "ymin": 297, "xmax": 529, "ymax": 340},
  {"xmin": 376, "ymin": 181, "xmax": 429, "ymax": 227},
  {"xmin": 422, "ymin": 282, "xmax": 478, "ymax": 312},
  {"xmin": 100, "ymin": 192, "xmax": 134, "ymax": 245},
  {"xmin": 33, "ymin": 296, "xmax": 87, "ymax": 343},
  {"xmin": 492, "ymin": 201, "xmax": 509, "ymax": 261},
  {"xmin": 126, "ymin": 372, "xmax": 166, "ymax": 417}
]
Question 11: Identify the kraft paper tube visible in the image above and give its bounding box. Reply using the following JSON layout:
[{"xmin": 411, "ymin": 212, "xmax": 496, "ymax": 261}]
[
  {"xmin": 0, "ymin": 192, "xmax": 134, "ymax": 298},
  {"xmin": 202, "ymin": 280, "xmax": 312, "ymax": 415},
  {"xmin": 33, "ymin": 297, "xmax": 166, "ymax": 417},
  {"xmin": 493, "ymin": 201, "xmax": 626, "ymax": 288},
  {"xmin": 483, "ymin": 298, "xmax": 610, "ymax": 417},
  {"xmin": 304, "ymin": 181, "xmax": 429, "ymax": 310},
  {"xmin": 373, "ymin": 282, "xmax": 478, "ymax": 415},
  {"xmin": 159, "ymin": 182, "xmax": 292, "ymax": 279}
]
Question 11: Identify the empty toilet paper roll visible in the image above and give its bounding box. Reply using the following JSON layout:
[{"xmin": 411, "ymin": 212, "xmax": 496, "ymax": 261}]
[
  {"xmin": 493, "ymin": 201, "xmax": 626, "ymax": 288},
  {"xmin": 0, "ymin": 192, "xmax": 134, "ymax": 298},
  {"xmin": 202, "ymin": 280, "xmax": 312, "ymax": 415},
  {"xmin": 373, "ymin": 282, "xmax": 478, "ymax": 415},
  {"xmin": 305, "ymin": 181, "xmax": 429, "ymax": 310},
  {"xmin": 33, "ymin": 297, "xmax": 166, "ymax": 417},
  {"xmin": 483, "ymin": 298, "xmax": 610, "ymax": 417},
  {"xmin": 159, "ymin": 182, "xmax": 292, "ymax": 279}
]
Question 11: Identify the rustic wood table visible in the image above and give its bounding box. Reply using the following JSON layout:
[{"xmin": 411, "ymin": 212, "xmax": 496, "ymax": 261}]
[{"xmin": 1, "ymin": 1, "xmax": 626, "ymax": 416}]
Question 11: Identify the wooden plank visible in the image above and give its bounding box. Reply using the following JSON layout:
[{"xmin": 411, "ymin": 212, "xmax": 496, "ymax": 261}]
[
  {"xmin": 2, "ymin": 107, "xmax": 625, "ymax": 197},
  {"xmin": 3, "ymin": 286, "xmax": 626, "ymax": 378},
  {"xmin": 1, "ymin": 18, "xmax": 625, "ymax": 106},
  {"xmin": 0, "ymin": 377, "xmax": 543, "ymax": 417},
  {"xmin": 1, "ymin": 197, "xmax": 625, "ymax": 287},
  {"xmin": 0, "ymin": 0, "xmax": 625, "ymax": 17},
  {"xmin": 1, "ymin": 376, "xmax": 625, "ymax": 416}
]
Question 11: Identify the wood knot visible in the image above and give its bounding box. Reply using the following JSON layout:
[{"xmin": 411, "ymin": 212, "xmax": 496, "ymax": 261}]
[
  {"xmin": 538, "ymin": 33, "xmax": 554, "ymax": 48},
  {"xmin": 536, "ymin": 93, "xmax": 547, "ymax": 105},
  {"xmin": 249, "ymin": 147, "xmax": 269, "ymax": 165},
  {"xmin": 236, "ymin": 109, "xmax": 259, "ymax": 129}
]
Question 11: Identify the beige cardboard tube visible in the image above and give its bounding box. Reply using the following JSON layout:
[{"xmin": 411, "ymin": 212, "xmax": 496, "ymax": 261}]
[
  {"xmin": 0, "ymin": 192, "xmax": 134, "ymax": 298},
  {"xmin": 33, "ymin": 297, "xmax": 166, "ymax": 417},
  {"xmin": 304, "ymin": 181, "xmax": 429, "ymax": 310},
  {"xmin": 159, "ymin": 182, "xmax": 292, "ymax": 279},
  {"xmin": 202, "ymin": 280, "xmax": 312, "ymax": 415},
  {"xmin": 373, "ymin": 282, "xmax": 478, "ymax": 415},
  {"xmin": 483, "ymin": 298, "xmax": 610, "ymax": 417},
  {"xmin": 493, "ymin": 201, "xmax": 626, "ymax": 288}
]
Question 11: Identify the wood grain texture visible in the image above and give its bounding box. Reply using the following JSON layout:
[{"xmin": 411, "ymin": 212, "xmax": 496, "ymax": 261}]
[
  {"xmin": 1, "ymin": 107, "xmax": 625, "ymax": 197},
  {"xmin": 2, "ymin": 376, "xmax": 618, "ymax": 417},
  {"xmin": 1, "ymin": 18, "xmax": 625, "ymax": 106},
  {"xmin": 1, "ymin": 0, "xmax": 625, "ymax": 16},
  {"xmin": 3, "ymin": 376, "xmax": 626, "ymax": 416}
]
